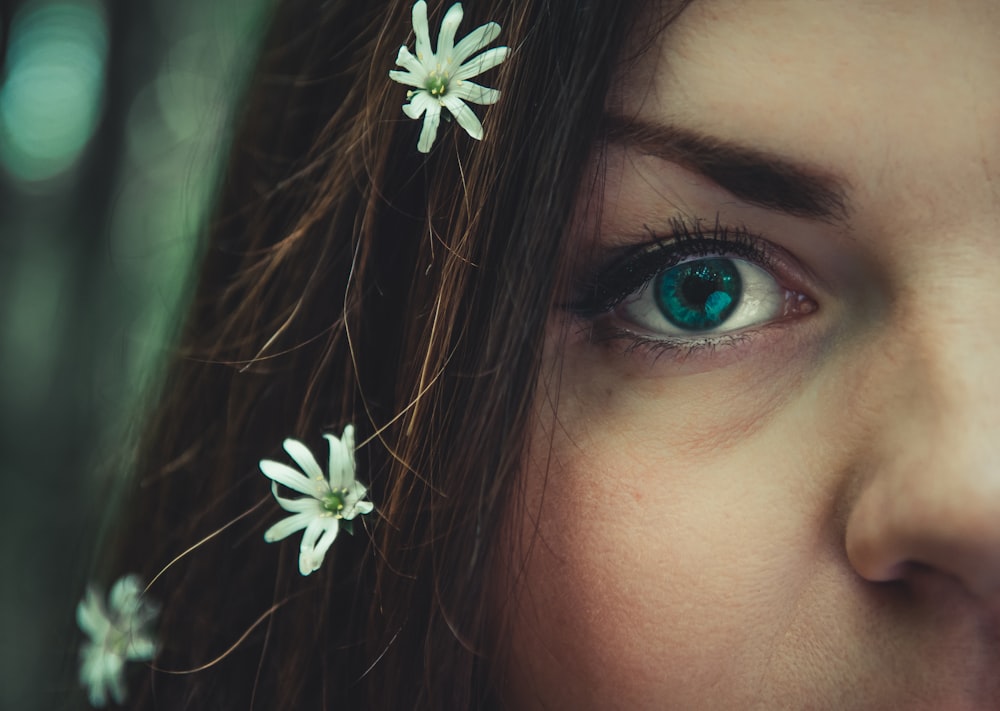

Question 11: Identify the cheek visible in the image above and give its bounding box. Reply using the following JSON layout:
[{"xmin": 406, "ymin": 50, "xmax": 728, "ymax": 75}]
[
  {"xmin": 507, "ymin": 433, "xmax": 773, "ymax": 706},
  {"xmin": 501, "ymin": 343, "xmax": 853, "ymax": 708}
]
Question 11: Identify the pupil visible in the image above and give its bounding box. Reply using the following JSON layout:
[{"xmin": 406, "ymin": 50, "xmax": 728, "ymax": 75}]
[
  {"xmin": 681, "ymin": 267, "xmax": 717, "ymax": 304},
  {"xmin": 655, "ymin": 258, "xmax": 742, "ymax": 331}
]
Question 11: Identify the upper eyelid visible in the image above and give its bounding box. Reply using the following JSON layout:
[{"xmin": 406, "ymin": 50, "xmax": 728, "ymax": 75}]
[{"xmin": 566, "ymin": 218, "xmax": 772, "ymax": 316}]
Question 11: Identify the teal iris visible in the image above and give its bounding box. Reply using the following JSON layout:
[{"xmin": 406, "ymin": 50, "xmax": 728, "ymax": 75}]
[{"xmin": 654, "ymin": 258, "xmax": 742, "ymax": 331}]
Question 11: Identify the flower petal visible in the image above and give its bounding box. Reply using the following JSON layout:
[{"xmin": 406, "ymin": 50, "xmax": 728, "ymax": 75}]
[
  {"xmin": 391, "ymin": 45, "xmax": 428, "ymax": 84},
  {"xmin": 403, "ymin": 94, "xmax": 428, "ymax": 119},
  {"xmin": 263, "ymin": 510, "xmax": 315, "ymax": 542},
  {"xmin": 108, "ymin": 575, "xmax": 143, "ymax": 616},
  {"xmin": 343, "ymin": 498, "xmax": 375, "ymax": 520},
  {"xmin": 436, "ymin": 2, "xmax": 464, "ymax": 58},
  {"xmin": 260, "ymin": 458, "xmax": 322, "ymax": 498},
  {"xmin": 300, "ymin": 517, "xmax": 327, "ymax": 553},
  {"xmin": 282, "ymin": 438, "xmax": 324, "ymax": 480},
  {"xmin": 325, "ymin": 424, "xmax": 355, "ymax": 489},
  {"xmin": 131, "ymin": 595, "xmax": 160, "ymax": 627},
  {"xmin": 85, "ymin": 682, "xmax": 107, "ymax": 708},
  {"xmin": 124, "ymin": 635, "xmax": 157, "ymax": 662},
  {"xmin": 81, "ymin": 648, "xmax": 117, "ymax": 707},
  {"xmin": 455, "ymin": 46, "xmax": 508, "ymax": 81},
  {"xmin": 451, "ymin": 79, "xmax": 500, "ymax": 105},
  {"xmin": 309, "ymin": 522, "xmax": 341, "ymax": 568},
  {"xmin": 412, "ymin": 0, "xmax": 432, "ymax": 63},
  {"xmin": 77, "ymin": 588, "xmax": 110, "ymax": 640},
  {"xmin": 298, "ymin": 518, "xmax": 339, "ymax": 575},
  {"xmin": 271, "ymin": 484, "xmax": 324, "ymax": 514},
  {"xmin": 416, "ymin": 99, "xmax": 443, "ymax": 153},
  {"xmin": 451, "ymin": 21, "xmax": 500, "ymax": 66},
  {"xmin": 107, "ymin": 663, "xmax": 128, "ymax": 706},
  {"xmin": 441, "ymin": 94, "xmax": 483, "ymax": 140},
  {"xmin": 389, "ymin": 69, "xmax": 423, "ymax": 89},
  {"xmin": 345, "ymin": 479, "xmax": 368, "ymax": 502},
  {"xmin": 76, "ymin": 576, "xmax": 159, "ymax": 708}
]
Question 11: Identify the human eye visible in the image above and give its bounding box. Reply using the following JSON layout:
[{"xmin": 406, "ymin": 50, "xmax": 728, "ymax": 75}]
[{"xmin": 567, "ymin": 216, "xmax": 818, "ymax": 359}]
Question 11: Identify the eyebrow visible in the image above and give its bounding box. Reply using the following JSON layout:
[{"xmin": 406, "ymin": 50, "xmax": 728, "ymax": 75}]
[{"xmin": 602, "ymin": 115, "xmax": 851, "ymax": 224}]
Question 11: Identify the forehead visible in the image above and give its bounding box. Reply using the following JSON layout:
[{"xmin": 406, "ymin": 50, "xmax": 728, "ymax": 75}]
[{"xmin": 617, "ymin": 0, "xmax": 1000, "ymax": 231}]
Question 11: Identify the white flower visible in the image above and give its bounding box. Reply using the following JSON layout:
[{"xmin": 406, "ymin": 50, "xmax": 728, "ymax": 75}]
[
  {"xmin": 388, "ymin": 1, "xmax": 509, "ymax": 152},
  {"xmin": 76, "ymin": 574, "xmax": 159, "ymax": 708},
  {"xmin": 260, "ymin": 425, "xmax": 375, "ymax": 576}
]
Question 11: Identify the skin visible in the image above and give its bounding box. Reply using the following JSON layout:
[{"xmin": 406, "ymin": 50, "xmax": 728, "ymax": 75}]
[{"xmin": 504, "ymin": 1, "xmax": 1000, "ymax": 708}]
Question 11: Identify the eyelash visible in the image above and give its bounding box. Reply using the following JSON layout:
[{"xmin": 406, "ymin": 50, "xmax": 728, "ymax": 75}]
[
  {"xmin": 566, "ymin": 215, "xmax": 809, "ymax": 359},
  {"xmin": 569, "ymin": 216, "xmax": 771, "ymax": 315}
]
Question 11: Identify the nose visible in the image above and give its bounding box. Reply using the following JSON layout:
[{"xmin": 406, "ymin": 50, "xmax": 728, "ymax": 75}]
[{"xmin": 844, "ymin": 287, "xmax": 1000, "ymax": 604}]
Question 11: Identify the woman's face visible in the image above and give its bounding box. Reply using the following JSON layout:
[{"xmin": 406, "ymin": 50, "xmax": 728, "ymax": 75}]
[{"xmin": 506, "ymin": 1, "xmax": 1000, "ymax": 708}]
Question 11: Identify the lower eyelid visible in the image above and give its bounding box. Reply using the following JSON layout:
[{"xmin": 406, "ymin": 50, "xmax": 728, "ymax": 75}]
[
  {"xmin": 601, "ymin": 327, "xmax": 753, "ymax": 358},
  {"xmin": 583, "ymin": 314, "xmax": 813, "ymax": 373}
]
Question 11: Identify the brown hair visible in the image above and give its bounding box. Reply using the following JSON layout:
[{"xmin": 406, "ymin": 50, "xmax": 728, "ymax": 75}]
[{"xmin": 101, "ymin": 0, "xmax": 687, "ymax": 707}]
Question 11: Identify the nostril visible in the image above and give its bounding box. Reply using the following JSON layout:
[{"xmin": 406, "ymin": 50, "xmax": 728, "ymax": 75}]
[
  {"xmin": 843, "ymin": 485, "xmax": 906, "ymax": 583},
  {"xmin": 845, "ymin": 479, "xmax": 1000, "ymax": 605}
]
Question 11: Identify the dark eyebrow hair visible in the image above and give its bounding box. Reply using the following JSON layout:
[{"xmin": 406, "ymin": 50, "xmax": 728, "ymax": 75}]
[{"xmin": 602, "ymin": 115, "xmax": 851, "ymax": 224}]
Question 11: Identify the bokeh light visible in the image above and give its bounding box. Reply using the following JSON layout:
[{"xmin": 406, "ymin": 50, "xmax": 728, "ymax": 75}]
[
  {"xmin": 0, "ymin": 0, "xmax": 108, "ymax": 184},
  {"xmin": 0, "ymin": 1, "xmax": 272, "ymax": 707}
]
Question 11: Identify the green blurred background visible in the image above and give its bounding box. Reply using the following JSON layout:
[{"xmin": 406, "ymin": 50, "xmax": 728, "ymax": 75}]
[{"xmin": 0, "ymin": 0, "xmax": 272, "ymax": 707}]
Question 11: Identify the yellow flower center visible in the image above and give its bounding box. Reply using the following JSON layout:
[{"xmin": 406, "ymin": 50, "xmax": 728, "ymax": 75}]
[
  {"xmin": 322, "ymin": 489, "xmax": 348, "ymax": 517},
  {"xmin": 425, "ymin": 72, "xmax": 448, "ymax": 97}
]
